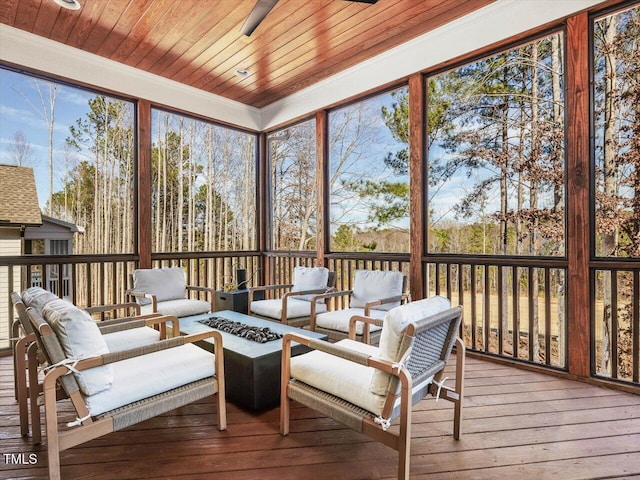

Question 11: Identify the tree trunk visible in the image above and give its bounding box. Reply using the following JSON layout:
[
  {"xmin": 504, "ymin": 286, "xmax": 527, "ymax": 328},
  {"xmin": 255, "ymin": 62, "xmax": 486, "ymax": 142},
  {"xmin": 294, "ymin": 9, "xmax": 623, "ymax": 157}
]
[
  {"xmin": 551, "ymin": 33, "xmax": 566, "ymax": 366},
  {"xmin": 530, "ymin": 42, "xmax": 540, "ymax": 362},
  {"xmin": 601, "ymin": 16, "xmax": 618, "ymax": 375}
]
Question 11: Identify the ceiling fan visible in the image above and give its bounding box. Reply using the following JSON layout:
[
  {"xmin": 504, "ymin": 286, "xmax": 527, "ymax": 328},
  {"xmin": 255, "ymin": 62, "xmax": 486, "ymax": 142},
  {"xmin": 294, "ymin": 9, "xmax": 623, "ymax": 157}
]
[{"xmin": 241, "ymin": 0, "xmax": 379, "ymax": 36}]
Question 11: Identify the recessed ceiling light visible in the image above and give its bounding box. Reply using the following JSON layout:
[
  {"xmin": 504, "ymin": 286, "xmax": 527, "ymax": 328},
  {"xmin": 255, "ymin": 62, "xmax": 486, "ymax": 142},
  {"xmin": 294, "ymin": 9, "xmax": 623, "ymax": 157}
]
[
  {"xmin": 53, "ymin": 0, "xmax": 81, "ymax": 11},
  {"xmin": 235, "ymin": 69, "xmax": 250, "ymax": 79}
]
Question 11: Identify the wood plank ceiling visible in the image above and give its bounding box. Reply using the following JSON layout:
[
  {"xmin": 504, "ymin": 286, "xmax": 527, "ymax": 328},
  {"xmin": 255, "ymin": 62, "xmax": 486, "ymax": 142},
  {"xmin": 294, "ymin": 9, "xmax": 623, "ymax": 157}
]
[{"xmin": 1, "ymin": 0, "xmax": 496, "ymax": 108}]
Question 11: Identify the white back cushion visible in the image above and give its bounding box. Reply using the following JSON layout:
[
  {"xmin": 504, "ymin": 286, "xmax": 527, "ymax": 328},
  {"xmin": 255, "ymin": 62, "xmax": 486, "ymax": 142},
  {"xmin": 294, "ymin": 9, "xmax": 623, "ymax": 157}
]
[
  {"xmin": 133, "ymin": 267, "xmax": 186, "ymax": 305},
  {"xmin": 22, "ymin": 287, "xmax": 58, "ymax": 313},
  {"xmin": 292, "ymin": 266, "xmax": 329, "ymax": 301},
  {"xmin": 350, "ymin": 270, "xmax": 404, "ymax": 311},
  {"xmin": 42, "ymin": 299, "xmax": 113, "ymax": 396},
  {"xmin": 369, "ymin": 296, "xmax": 451, "ymax": 396}
]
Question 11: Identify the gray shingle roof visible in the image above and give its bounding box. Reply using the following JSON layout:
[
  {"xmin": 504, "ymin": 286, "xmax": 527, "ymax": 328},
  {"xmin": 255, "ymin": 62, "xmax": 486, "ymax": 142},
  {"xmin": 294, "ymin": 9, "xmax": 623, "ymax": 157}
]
[{"xmin": 0, "ymin": 164, "xmax": 42, "ymax": 226}]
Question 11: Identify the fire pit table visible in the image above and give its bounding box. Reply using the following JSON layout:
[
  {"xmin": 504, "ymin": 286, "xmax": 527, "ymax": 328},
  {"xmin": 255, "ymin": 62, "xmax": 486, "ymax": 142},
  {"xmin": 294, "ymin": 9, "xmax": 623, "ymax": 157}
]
[{"xmin": 179, "ymin": 310, "xmax": 327, "ymax": 410}]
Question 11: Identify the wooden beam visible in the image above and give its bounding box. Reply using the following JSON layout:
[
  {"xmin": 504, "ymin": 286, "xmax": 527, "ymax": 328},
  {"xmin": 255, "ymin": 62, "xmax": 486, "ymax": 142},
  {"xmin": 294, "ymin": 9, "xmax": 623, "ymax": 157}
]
[
  {"xmin": 137, "ymin": 99, "xmax": 152, "ymax": 269},
  {"xmin": 565, "ymin": 12, "xmax": 591, "ymax": 378},
  {"xmin": 409, "ymin": 73, "xmax": 425, "ymax": 300},
  {"xmin": 316, "ymin": 110, "xmax": 328, "ymax": 267}
]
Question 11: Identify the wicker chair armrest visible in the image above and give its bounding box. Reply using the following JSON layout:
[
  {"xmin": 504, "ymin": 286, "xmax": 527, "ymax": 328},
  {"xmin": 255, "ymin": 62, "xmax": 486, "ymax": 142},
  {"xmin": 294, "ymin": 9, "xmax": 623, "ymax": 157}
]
[
  {"xmin": 83, "ymin": 302, "xmax": 141, "ymax": 316},
  {"xmin": 282, "ymin": 333, "xmax": 400, "ymax": 376},
  {"xmin": 126, "ymin": 289, "xmax": 158, "ymax": 312},
  {"xmin": 364, "ymin": 293, "xmax": 410, "ymax": 311},
  {"xmin": 186, "ymin": 285, "xmax": 215, "ymax": 295},
  {"xmin": 309, "ymin": 289, "xmax": 352, "ymax": 302},
  {"xmin": 94, "ymin": 313, "xmax": 162, "ymax": 329},
  {"xmin": 125, "ymin": 290, "xmax": 155, "ymax": 299},
  {"xmin": 282, "ymin": 287, "xmax": 331, "ymax": 299},
  {"xmin": 249, "ymin": 284, "xmax": 293, "ymax": 304},
  {"xmin": 282, "ymin": 332, "xmax": 373, "ymax": 367},
  {"xmin": 97, "ymin": 315, "xmax": 179, "ymax": 337},
  {"xmin": 126, "ymin": 290, "xmax": 155, "ymax": 301},
  {"xmin": 250, "ymin": 284, "xmax": 293, "ymax": 293},
  {"xmin": 347, "ymin": 315, "xmax": 385, "ymax": 342}
]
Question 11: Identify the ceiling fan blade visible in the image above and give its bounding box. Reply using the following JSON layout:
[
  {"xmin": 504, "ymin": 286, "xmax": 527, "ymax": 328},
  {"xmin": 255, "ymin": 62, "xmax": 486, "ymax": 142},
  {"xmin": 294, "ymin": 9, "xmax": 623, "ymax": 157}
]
[{"xmin": 241, "ymin": 0, "xmax": 279, "ymax": 37}]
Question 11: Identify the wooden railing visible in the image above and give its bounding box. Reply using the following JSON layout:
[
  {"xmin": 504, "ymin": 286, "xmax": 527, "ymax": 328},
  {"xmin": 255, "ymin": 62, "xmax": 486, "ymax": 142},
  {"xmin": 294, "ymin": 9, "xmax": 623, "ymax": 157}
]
[
  {"xmin": 4, "ymin": 250, "xmax": 637, "ymax": 388},
  {"xmin": 262, "ymin": 251, "xmax": 568, "ymax": 369},
  {"xmin": 425, "ymin": 255, "xmax": 568, "ymax": 369},
  {"xmin": 151, "ymin": 251, "xmax": 261, "ymax": 292},
  {"xmin": 0, "ymin": 252, "xmax": 261, "ymax": 352}
]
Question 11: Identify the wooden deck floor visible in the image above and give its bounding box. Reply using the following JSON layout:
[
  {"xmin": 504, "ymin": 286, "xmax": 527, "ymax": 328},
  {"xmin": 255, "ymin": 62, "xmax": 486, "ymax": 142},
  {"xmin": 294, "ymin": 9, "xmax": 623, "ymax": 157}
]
[{"xmin": 1, "ymin": 353, "xmax": 640, "ymax": 479}]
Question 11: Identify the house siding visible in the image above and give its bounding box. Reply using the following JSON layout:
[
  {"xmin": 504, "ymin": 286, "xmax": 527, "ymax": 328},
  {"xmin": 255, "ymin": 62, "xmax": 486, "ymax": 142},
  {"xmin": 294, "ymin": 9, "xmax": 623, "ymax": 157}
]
[{"xmin": 0, "ymin": 229, "xmax": 21, "ymax": 350}]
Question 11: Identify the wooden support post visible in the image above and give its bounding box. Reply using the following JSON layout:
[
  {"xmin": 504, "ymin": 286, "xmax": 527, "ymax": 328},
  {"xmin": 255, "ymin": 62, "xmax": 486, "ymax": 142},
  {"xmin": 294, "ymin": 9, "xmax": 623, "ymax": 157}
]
[
  {"xmin": 566, "ymin": 13, "xmax": 591, "ymax": 378},
  {"xmin": 409, "ymin": 73, "xmax": 425, "ymax": 300},
  {"xmin": 137, "ymin": 99, "xmax": 152, "ymax": 269},
  {"xmin": 316, "ymin": 110, "xmax": 329, "ymax": 268}
]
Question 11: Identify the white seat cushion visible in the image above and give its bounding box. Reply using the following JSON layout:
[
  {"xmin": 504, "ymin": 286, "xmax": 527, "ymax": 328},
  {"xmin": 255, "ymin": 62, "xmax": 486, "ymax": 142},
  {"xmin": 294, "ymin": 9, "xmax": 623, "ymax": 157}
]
[
  {"xmin": 85, "ymin": 343, "xmax": 215, "ymax": 416},
  {"xmin": 133, "ymin": 267, "xmax": 187, "ymax": 305},
  {"xmin": 250, "ymin": 298, "xmax": 327, "ymax": 320},
  {"xmin": 140, "ymin": 298, "xmax": 210, "ymax": 317},
  {"xmin": 291, "ymin": 339, "xmax": 435, "ymax": 416},
  {"xmin": 290, "ymin": 339, "xmax": 387, "ymax": 415},
  {"xmin": 370, "ymin": 296, "xmax": 451, "ymax": 396},
  {"xmin": 315, "ymin": 308, "xmax": 385, "ymax": 335},
  {"xmin": 103, "ymin": 327, "xmax": 161, "ymax": 353},
  {"xmin": 350, "ymin": 270, "xmax": 404, "ymax": 311},
  {"xmin": 42, "ymin": 299, "xmax": 113, "ymax": 396},
  {"xmin": 291, "ymin": 266, "xmax": 329, "ymax": 301}
]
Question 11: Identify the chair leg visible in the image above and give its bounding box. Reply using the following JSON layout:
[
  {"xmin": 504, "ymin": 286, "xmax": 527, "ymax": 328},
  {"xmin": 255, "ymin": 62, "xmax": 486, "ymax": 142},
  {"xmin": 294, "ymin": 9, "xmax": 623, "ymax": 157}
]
[
  {"xmin": 27, "ymin": 343, "xmax": 42, "ymax": 445},
  {"xmin": 15, "ymin": 337, "xmax": 29, "ymax": 437},
  {"xmin": 280, "ymin": 338, "xmax": 292, "ymax": 436},
  {"xmin": 398, "ymin": 381, "xmax": 412, "ymax": 480},
  {"xmin": 43, "ymin": 375, "xmax": 61, "ymax": 480},
  {"xmin": 453, "ymin": 337, "xmax": 465, "ymax": 440},
  {"xmin": 12, "ymin": 320, "xmax": 21, "ymax": 401},
  {"xmin": 215, "ymin": 357, "xmax": 227, "ymax": 431}
]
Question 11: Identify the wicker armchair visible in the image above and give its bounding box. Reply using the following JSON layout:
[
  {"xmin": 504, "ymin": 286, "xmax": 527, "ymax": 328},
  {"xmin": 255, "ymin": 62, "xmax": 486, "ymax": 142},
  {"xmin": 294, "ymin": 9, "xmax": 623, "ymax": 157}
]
[
  {"xmin": 11, "ymin": 288, "xmax": 176, "ymax": 444},
  {"xmin": 26, "ymin": 298, "xmax": 226, "ymax": 480},
  {"xmin": 309, "ymin": 270, "xmax": 409, "ymax": 344},
  {"xmin": 281, "ymin": 297, "xmax": 464, "ymax": 480},
  {"xmin": 127, "ymin": 267, "xmax": 215, "ymax": 318},
  {"xmin": 248, "ymin": 266, "xmax": 336, "ymax": 328}
]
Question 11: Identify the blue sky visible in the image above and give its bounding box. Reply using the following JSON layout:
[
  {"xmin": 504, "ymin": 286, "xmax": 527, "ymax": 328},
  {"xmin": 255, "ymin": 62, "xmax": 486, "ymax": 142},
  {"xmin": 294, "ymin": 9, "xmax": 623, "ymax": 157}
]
[
  {"xmin": 0, "ymin": 66, "xmax": 493, "ymax": 229},
  {"xmin": 0, "ymin": 68, "xmax": 104, "ymax": 207}
]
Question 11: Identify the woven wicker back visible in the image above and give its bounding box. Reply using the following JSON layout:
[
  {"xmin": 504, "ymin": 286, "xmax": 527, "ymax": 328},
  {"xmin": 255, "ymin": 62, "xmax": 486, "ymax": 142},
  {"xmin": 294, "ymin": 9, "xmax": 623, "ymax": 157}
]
[
  {"xmin": 26, "ymin": 307, "xmax": 81, "ymax": 397},
  {"xmin": 387, "ymin": 306, "xmax": 462, "ymax": 396}
]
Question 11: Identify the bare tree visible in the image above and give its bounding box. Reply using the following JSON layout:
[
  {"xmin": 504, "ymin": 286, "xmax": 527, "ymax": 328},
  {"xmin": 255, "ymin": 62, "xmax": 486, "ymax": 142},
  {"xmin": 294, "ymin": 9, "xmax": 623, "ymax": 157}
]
[
  {"xmin": 8, "ymin": 130, "xmax": 33, "ymax": 166},
  {"xmin": 18, "ymin": 80, "xmax": 57, "ymax": 214}
]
